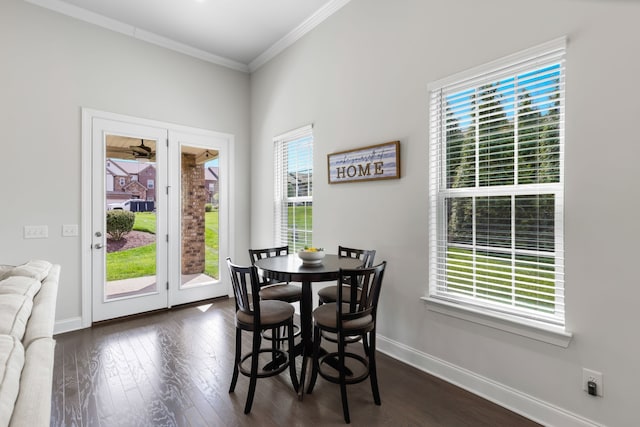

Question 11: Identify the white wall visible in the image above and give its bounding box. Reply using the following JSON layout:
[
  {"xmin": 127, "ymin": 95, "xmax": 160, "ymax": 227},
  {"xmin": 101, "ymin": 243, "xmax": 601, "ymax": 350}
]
[
  {"xmin": 250, "ymin": 0, "xmax": 640, "ymax": 425},
  {"xmin": 0, "ymin": 0, "xmax": 251, "ymax": 323}
]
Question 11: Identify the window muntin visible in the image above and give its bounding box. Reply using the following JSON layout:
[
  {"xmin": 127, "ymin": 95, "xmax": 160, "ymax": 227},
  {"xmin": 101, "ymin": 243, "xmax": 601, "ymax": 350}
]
[
  {"xmin": 429, "ymin": 40, "xmax": 565, "ymax": 326},
  {"xmin": 274, "ymin": 125, "xmax": 313, "ymax": 252}
]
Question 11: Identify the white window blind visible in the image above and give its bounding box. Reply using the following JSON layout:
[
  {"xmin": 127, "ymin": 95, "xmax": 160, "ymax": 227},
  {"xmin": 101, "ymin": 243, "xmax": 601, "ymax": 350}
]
[
  {"xmin": 274, "ymin": 125, "xmax": 314, "ymax": 251},
  {"xmin": 428, "ymin": 38, "xmax": 566, "ymax": 327}
]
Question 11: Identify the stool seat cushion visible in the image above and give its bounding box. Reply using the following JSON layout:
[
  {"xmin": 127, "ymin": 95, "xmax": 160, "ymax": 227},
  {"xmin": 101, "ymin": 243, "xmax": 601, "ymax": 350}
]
[
  {"xmin": 259, "ymin": 283, "xmax": 302, "ymax": 302},
  {"xmin": 317, "ymin": 285, "xmax": 360, "ymax": 303},
  {"xmin": 312, "ymin": 303, "xmax": 372, "ymax": 331},
  {"xmin": 237, "ymin": 300, "xmax": 294, "ymax": 327}
]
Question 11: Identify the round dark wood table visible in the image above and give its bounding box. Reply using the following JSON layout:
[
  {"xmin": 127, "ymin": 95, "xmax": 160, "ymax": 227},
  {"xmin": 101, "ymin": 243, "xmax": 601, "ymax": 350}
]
[{"xmin": 254, "ymin": 253, "xmax": 363, "ymax": 395}]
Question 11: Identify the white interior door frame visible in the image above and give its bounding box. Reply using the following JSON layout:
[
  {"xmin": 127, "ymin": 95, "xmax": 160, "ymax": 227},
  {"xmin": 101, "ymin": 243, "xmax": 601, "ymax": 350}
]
[{"xmin": 81, "ymin": 108, "xmax": 234, "ymax": 328}]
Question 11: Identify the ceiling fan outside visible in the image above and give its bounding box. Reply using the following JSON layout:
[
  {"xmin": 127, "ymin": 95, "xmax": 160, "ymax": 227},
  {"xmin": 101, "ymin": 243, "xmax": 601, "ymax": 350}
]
[{"xmin": 130, "ymin": 139, "xmax": 154, "ymax": 159}]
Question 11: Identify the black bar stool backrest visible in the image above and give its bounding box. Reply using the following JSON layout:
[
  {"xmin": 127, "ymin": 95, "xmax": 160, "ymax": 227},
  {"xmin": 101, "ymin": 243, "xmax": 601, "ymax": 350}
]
[
  {"xmin": 227, "ymin": 258, "xmax": 261, "ymax": 328},
  {"xmin": 338, "ymin": 261, "xmax": 386, "ymax": 322},
  {"xmin": 248, "ymin": 246, "xmax": 289, "ymax": 287}
]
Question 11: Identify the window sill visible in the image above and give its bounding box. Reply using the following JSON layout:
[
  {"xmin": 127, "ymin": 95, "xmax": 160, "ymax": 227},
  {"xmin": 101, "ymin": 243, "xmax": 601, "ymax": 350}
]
[{"xmin": 422, "ymin": 296, "xmax": 572, "ymax": 348}]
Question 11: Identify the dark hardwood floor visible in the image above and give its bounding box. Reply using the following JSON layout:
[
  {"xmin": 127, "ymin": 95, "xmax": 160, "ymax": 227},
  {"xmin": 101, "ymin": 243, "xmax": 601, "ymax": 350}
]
[{"xmin": 51, "ymin": 297, "xmax": 540, "ymax": 427}]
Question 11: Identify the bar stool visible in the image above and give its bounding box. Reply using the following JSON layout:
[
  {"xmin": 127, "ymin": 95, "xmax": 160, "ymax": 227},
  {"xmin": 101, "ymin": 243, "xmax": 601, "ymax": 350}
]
[
  {"xmin": 307, "ymin": 261, "xmax": 387, "ymax": 424},
  {"xmin": 226, "ymin": 257, "xmax": 299, "ymax": 414}
]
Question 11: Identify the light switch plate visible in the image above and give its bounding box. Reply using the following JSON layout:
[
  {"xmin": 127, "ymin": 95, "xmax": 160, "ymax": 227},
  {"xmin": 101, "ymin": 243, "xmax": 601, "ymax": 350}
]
[
  {"xmin": 24, "ymin": 225, "xmax": 48, "ymax": 239},
  {"xmin": 62, "ymin": 224, "xmax": 79, "ymax": 237}
]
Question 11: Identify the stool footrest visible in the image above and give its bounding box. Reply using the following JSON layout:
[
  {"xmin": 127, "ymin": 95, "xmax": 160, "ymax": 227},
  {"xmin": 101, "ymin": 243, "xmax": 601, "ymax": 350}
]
[
  {"xmin": 261, "ymin": 323, "xmax": 301, "ymax": 341},
  {"xmin": 239, "ymin": 348, "xmax": 289, "ymax": 378},
  {"xmin": 320, "ymin": 330, "xmax": 362, "ymax": 344},
  {"xmin": 318, "ymin": 351, "xmax": 370, "ymax": 385}
]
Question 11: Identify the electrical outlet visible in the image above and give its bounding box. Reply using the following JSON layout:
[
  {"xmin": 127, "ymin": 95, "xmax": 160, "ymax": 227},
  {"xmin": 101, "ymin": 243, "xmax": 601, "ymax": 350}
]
[
  {"xmin": 583, "ymin": 368, "xmax": 603, "ymax": 397},
  {"xmin": 62, "ymin": 224, "xmax": 79, "ymax": 237},
  {"xmin": 23, "ymin": 225, "xmax": 48, "ymax": 239}
]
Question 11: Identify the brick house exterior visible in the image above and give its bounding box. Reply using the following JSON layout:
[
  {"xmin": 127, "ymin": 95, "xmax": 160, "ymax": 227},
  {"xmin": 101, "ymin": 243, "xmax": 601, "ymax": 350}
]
[
  {"xmin": 106, "ymin": 159, "xmax": 156, "ymax": 203},
  {"xmin": 181, "ymin": 153, "xmax": 207, "ymax": 274},
  {"xmin": 138, "ymin": 165, "xmax": 156, "ymax": 201},
  {"xmin": 205, "ymin": 167, "xmax": 219, "ymax": 206},
  {"xmin": 122, "ymin": 180, "xmax": 148, "ymax": 200}
]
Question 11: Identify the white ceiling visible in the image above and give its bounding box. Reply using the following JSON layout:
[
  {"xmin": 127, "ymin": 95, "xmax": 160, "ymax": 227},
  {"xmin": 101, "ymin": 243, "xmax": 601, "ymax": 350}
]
[{"xmin": 25, "ymin": 0, "xmax": 351, "ymax": 72}]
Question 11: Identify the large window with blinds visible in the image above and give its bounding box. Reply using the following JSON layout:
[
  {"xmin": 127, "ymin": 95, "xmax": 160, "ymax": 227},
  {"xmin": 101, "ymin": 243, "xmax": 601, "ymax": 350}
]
[
  {"xmin": 428, "ymin": 39, "xmax": 566, "ymax": 328},
  {"xmin": 274, "ymin": 125, "xmax": 314, "ymax": 251}
]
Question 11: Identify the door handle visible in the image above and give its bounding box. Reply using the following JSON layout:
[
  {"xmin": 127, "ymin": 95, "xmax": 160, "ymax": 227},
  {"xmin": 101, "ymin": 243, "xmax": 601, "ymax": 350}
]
[{"xmin": 94, "ymin": 243, "xmax": 103, "ymax": 249}]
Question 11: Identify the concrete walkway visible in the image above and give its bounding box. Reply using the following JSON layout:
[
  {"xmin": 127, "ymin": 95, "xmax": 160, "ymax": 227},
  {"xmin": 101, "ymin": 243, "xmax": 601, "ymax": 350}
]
[{"xmin": 106, "ymin": 273, "xmax": 215, "ymax": 299}]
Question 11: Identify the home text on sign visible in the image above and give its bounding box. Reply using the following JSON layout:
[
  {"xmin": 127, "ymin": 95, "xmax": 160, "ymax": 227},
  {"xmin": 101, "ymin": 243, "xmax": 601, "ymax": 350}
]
[{"xmin": 335, "ymin": 161, "xmax": 384, "ymax": 179}]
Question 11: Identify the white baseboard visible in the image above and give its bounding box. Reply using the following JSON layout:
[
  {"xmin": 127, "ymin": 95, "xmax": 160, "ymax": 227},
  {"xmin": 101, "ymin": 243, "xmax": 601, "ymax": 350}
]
[
  {"xmin": 376, "ymin": 335, "xmax": 600, "ymax": 427},
  {"xmin": 54, "ymin": 316, "xmax": 84, "ymax": 335}
]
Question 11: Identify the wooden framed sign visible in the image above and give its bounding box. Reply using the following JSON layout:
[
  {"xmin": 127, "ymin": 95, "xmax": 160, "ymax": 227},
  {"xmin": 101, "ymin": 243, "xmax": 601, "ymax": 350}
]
[{"xmin": 327, "ymin": 140, "xmax": 400, "ymax": 184}]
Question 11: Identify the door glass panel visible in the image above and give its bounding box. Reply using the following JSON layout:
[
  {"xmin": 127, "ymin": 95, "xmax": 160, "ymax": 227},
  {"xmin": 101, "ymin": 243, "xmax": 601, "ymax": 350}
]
[
  {"xmin": 105, "ymin": 135, "xmax": 158, "ymax": 300},
  {"xmin": 180, "ymin": 145, "xmax": 219, "ymax": 288}
]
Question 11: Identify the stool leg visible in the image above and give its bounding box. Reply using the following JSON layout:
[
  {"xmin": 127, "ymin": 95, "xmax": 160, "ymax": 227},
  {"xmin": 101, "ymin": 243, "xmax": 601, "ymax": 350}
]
[
  {"xmin": 368, "ymin": 330, "xmax": 381, "ymax": 405},
  {"xmin": 306, "ymin": 325, "xmax": 321, "ymax": 394},
  {"xmin": 271, "ymin": 327, "xmax": 279, "ymax": 368},
  {"xmin": 287, "ymin": 320, "xmax": 299, "ymax": 391},
  {"xmin": 275, "ymin": 325, "xmax": 282, "ymax": 350},
  {"xmin": 338, "ymin": 333, "xmax": 351, "ymax": 423},
  {"xmin": 229, "ymin": 327, "xmax": 241, "ymax": 393},
  {"xmin": 244, "ymin": 330, "xmax": 261, "ymax": 414}
]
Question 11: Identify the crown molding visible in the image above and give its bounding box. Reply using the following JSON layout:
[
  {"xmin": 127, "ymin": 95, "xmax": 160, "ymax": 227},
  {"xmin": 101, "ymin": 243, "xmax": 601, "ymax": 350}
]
[
  {"xmin": 24, "ymin": 0, "xmax": 250, "ymax": 73},
  {"xmin": 24, "ymin": 0, "xmax": 349, "ymax": 73},
  {"xmin": 133, "ymin": 28, "xmax": 249, "ymax": 72},
  {"xmin": 248, "ymin": 0, "xmax": 351, "ymax": 72}
]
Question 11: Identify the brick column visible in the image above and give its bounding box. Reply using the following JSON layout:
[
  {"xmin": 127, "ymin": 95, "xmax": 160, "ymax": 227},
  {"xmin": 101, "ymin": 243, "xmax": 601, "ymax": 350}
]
[{"xmin": 181, "ymin": 153, "xmax": 206, "ymax": 274}]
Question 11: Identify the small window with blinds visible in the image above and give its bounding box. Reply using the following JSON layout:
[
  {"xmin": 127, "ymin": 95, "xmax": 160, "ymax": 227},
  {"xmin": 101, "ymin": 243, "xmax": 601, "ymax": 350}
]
[
  {"xmin": 274, "ymin": 125, "xmax": 314, "ymax": 251},
  {"xmin": 428, "ymin": 39, "xmax": 566, "ymax": 328}
]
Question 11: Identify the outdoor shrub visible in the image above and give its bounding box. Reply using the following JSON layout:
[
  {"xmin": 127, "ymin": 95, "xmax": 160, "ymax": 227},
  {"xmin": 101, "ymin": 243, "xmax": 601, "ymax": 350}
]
[
  {"xmin": 205, "ymin": 203, "xmax": 213, "ymax": 212},
  {"xmin": 106, "ymin": 210, "xmax": 135, "ymax": 241}
]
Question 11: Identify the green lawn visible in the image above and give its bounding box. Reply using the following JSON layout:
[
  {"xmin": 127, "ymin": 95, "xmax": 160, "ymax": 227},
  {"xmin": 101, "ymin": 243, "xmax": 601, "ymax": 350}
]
[
  {"xmin": 106, "ymin": 243, "xmax": 157, "ymax": 280},
  {"xmin": 132, "ymin": 212, "xmax": 156, "ymax": 234},
  {"xmin": 204, "ymin": 211, "xmax": 219, "ymax": 278},
  {"xmin": 286, "ymin": 204, "xmax": 313, "ymax": 250},
  {"xmin": 106, "ymin": 211, "xmax": 219, "ymax": 281},
  {"xmin": 446, "ymin": 246, "xmax": 555, "ymax": 312},
  {"xmin": 289, "ymin": 204, "xmax": 312, "ymax": 230}
]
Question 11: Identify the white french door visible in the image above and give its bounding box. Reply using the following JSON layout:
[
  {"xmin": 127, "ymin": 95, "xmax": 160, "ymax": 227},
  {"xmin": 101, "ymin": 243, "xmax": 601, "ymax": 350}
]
[
  {"xmin": 167, "ymin": 130, "xmax": 230, "ymax": 306},
  {"xmin": 84, "ymin": 110, "xmax": 231, "ymax": 323}
]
